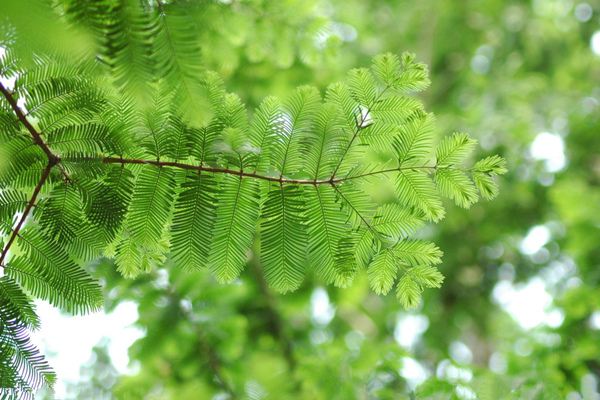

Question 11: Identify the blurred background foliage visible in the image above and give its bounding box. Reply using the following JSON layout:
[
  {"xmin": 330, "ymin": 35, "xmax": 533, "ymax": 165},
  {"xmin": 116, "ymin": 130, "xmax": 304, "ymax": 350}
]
[{"xmin": 6, "ymin": 0, "xmax": 600, "ymax": 398}]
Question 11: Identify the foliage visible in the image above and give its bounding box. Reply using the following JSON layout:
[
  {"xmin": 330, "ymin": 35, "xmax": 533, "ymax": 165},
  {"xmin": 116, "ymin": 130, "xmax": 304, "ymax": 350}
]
[
  {"xmin": 5, "ymin": 0, "xmax": 600, "ymax": 399},
  {"xmin": 0, "ymin": 1, "xmax": 510, "ymax": 397}
]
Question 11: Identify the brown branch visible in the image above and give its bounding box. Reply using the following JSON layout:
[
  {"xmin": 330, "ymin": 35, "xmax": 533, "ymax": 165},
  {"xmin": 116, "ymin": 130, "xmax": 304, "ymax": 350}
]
[
  {"xmin": 0, "ymin": 82, "xmax": 58, "ymax": 164},
  {"xmin": 98, "ymin": 157, "xmax": 338, "ymax": 185},
  {"xmin": 0, "ymin": 81, "xmax": 70, "ymax": 181},
  {"xmin": 0, "ymin": 163, "xmax": 53, "ymax": 267},
  {"xmin": 68, "ymin": 156, "xmax": 438, "ymax": 186}
]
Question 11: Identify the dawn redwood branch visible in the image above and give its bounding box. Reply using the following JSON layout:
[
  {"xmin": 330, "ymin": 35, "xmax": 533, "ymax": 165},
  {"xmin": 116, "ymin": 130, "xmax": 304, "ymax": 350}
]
[
  {"xmin": 99, "ymin": 157, "xmax": 339, "ymax": 185},
  {"xmin": 0, "ymin": 163, "xmax": 53, "ymax": 268},
  {"xmin": 0, "ymin": 82, "xmax": 57, "ymax": 163},
  {"xmin": 68, "ymin": 156, "xmax": 438, "ymax": 185},
  {"xmin": 0, "ymin": 81, "xmax": 70, "ymax": 180}
]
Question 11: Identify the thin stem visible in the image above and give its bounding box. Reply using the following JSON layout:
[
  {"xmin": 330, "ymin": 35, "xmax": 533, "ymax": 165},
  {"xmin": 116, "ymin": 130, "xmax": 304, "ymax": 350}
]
[
  {"xmin": 94, "ymin": 157, "xmax": 338, "ymax": 185},
  {"xmin": 340, "ymin": 165, "xmax": 438, "ymax": 182},
  {"xmin": 330, "ymin": 183, "xmax": 375, "ymax": 233},
  {"xmin": 0, "ymin": 163, "xmax": 53, "ymax": 267},
  {"xmin": 69, "ymin": 157, "xmax": 441, "ymax": 186},
  {"xmin": 330, "ymin": 83, "xmax": 395, "ymax": 180},
  {"xmin": 329, "ymin": 108, "xmax": 368, "ymax": 179}
]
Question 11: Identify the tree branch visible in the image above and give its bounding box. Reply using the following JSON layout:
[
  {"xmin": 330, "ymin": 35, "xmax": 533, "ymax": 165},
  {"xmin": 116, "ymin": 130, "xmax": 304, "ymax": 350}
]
[
  {"xmin": 96, "ymin": 157, "xmax": 338, "ymax": 185},
  {"xmin": 66, "ymin": 156, "xmax": 438, "ymax": 186},
  {"xmin": 0, "ymin": 81, "xmax": 70, "ymax": 180},
  {"xmin": 0, "ymin": 82, "xmax": 57, "ymax": 164},
  {"xmin": 0, "ymin": 163, "xmax": 53, "ymax": 267}
]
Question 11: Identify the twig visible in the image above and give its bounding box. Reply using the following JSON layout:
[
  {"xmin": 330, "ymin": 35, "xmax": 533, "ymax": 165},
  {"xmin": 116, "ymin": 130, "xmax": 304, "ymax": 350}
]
[
  {"xmin": 0, "ymin": 82, "xmax": 70, "ymax": 180},
  {"xmin": 0, "ymin": 163, "xmax": 53, "ymax": 267}
]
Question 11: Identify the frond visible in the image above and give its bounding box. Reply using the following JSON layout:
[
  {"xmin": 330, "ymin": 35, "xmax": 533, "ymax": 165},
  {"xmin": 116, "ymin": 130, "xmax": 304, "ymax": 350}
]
[
  {"xmin": 391, "ymin": 240, "xmax": 443, "ymax": 266},
  {"xmin": 304, "ymin": 103, "xmax": 346, "ymax": 180},
  {"xmin": 208, "ymin": 175, "xmax": 259, "ymax": 283},
  {"xmin": 396, "ymin": 169, "xmax": 445, "ymax": 222},
  {"xmin": 396, "ymin": 265, "xmax": 444, "ymax": 309},
  {"xmin": 37, "ymin": 183, "xmax": 85, "ymax": 244},
  {"xmin": 347, "ymin": 68, "xmax": 377, "ymax": 105},
  {"xmin": 305, "ymin": 185, "xmax": 356, "ymax": 287},
  {"xmin": 270, "ymin": 86, "xmax": 321, "ymax": 176},
  {"xmin": 84, "ymin": 165, "xmax": 134, "ymax": 242},
  {"xmin": 153, "ymin": 1, "xmax": 210, "ymax": 127},
  {"xmin": 470, "ymin": 155, "xmax": 507, "ymax": 200},
  {"xmin": 393, "ymin": 112, "xmax": 435, "ymax": 166},
  {"xmin": 6, "ymin": 228, "xmax": 103, "ymax": 315},
  {"xmin": 371, "ymin": 52, "xmax": 430, "ymax": 93},
  {"xmin": 120, "ymin": 166, "xmax": 175, "ymax": 247},
  {"xmin": 334, "ymin": 182, "xmax": 377, "ymax": 229},
  {"xmin": 0, "ymin": 278, "xmax": 51, "ymax": 398},
  {"xmin": 0, "ymin": 277, "xmax": 40, "ymax": 330},
  {"xmin": 170, "ymin": 172, "xmax": 218, "ymax": 271},
  {"xmin": 0, "ymin": 189, "xmax": 29, "ymax": 235},
  {"xmin": 371, "ymin": 204, "xmax": 425, "ymax": 239},
  {"xmin": 434, "ymin": 168, "xmax": 479, "ymax": 208},
  {"xmin": 367, "ymin": 247, "xmax": 398, "ymax": 295},
  {"xmin": 0, "ymin": 299, "xmax": 55, "ymax": 398},
  {"xmin": 248, "ymin": 96, "xmax": 283, "ymax": 173},
  {"xmin": 435, "ymin": 132, "xmax": 477, "ymax": 166},
  {"xmin": 259, "ymin": 184, "xmax": 307, "ymax": 293}
]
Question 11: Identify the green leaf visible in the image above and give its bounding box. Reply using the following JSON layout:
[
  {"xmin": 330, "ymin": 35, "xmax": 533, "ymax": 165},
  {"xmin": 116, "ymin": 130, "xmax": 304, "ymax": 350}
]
[
  {"xmin": 306, "ymin": 185, "xmax": 356, "ymax": 287},
  {"xmin": 271, "ymin": 86, "xmax": 321, "ymax": 176},
  {"xmin": 0, "ymin": 276, "xmax": 40, "ymax": 330},
  {"xmin": 393, "ymin": 112, "xmax": 435, "ymax": 166},
  {"xmin": 122, "ymin": 166, "xmax": 175, "ymax": 247},
  {"xmin": 435, "ymin": 132, "xmax": 477, "ymax": 166},
  {"xmin": 372, "ymin": 52, "xmax": 430, "ymax": 92},
  {"xmin": 248, "ymin": 96, "xmax": 283, "ymax": 173},
  {"xmin": 85, "ymin": 165, "xmax": 134, "ymax": 242},
  {"xmin": 38, "ymin": 183, "xmax": 86, "ymax": 244},
  {"xmin": 391, "ymin": 240, "xmax": 443, "ymax": 266},
  {"xmin": 472, "ymin": 171, "xmax": 500, "ymax": 200},
  {"xmin": 347, "ymin": 68, "xmax": 377, "ymax": 105},
  {"xmin": 304, "ymin": 103, "xmax": 346, "ymax": 180},
  {"xmin": 410, "ymin": 265, "xmax": 444, "ymax": 288},
  {"xmin": 209, "ymin": 175, "xmax": 260, "ymax": 283},
  {"xmin": 435, "ymin": 168, "xmax": 479, "ymax": 208},
  {"xmin": 368, "ymin": 247, "xmax": 398, "ymax": 295},
  {"xmin": 396, "ymin": 169, "xmax": 445, "ymax": 221},
  {"xmin": 7, "ymin": 228, "xmax": 103, "ymax": 315},
  {"xmin": 260, "ymin": 184, "xmax": 307, "ymax": 293},
  {"xmin": 396, "ymin": 272, "xmax": 422, "ymax": 309},
  {"xmin": 473, "ymin": 155, "xmax": 508, "ymax": 175},
  {"xmin": 170, "ymin": 173, "xmax": 218, "ymax": 270},
  {"xmin": 371, "ymin": 203, "xmax": 425, "ymax": 239}
]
